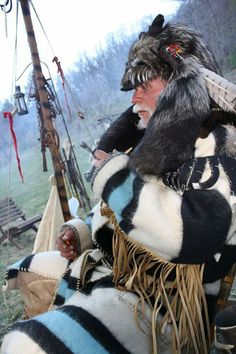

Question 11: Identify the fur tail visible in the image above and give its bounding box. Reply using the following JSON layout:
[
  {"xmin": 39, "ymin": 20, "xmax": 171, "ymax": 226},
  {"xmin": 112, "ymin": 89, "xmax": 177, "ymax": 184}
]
[{"xmin": 201, "ymin": 68, "xmax": 236, "ymax": 113}]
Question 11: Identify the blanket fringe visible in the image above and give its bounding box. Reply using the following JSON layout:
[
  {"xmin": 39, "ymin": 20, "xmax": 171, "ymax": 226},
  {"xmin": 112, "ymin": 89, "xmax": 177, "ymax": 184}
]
[{"xmin": 101, "ymin": 204, "xmax": 210, "ymax": 354}]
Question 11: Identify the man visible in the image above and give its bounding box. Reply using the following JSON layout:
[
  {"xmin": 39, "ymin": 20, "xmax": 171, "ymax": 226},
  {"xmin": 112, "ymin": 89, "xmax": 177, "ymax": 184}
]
[
  {"xmin": 2, "ymin": 14, "xmax": 236, "ymax": 354},
  {"xmin": 56, "ymin": 77, "xmax": 167, "ymax": 258}
]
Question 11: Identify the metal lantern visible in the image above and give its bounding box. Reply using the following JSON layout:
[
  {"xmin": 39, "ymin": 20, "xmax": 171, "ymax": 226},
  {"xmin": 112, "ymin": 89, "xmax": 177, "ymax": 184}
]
[{"xmin": 14, "ymin": 86, "xmax": 28, "ymax": 115}]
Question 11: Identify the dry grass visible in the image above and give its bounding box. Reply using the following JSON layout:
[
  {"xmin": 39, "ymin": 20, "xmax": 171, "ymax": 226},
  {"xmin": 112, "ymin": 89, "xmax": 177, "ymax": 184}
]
[{"xmin": 0, "ymin": 231, "xmax": 36, "ymax": 344}]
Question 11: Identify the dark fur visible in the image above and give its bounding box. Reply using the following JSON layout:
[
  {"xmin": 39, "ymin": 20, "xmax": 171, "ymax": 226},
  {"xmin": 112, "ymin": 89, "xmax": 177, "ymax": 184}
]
[
  {"xmin": 85, "ymin": 106, "xmax": 144, "ymax": 182},
  {"xmin": 120, "ymin": 14, "xmax": 221, "ymax": 177},
  {"xmin": 121, "ymin": 14, "xmax": 221, "ymax": 91},
  {"xmin": 97, "ymin": 16, "xmax": 225, "ymax": 177},
  {"xmin": 128, "ymin": 58, "xmax": 210, "ymax": 177},
  {"xmin": 96, "ymin": 106, "xmax": 144, "ymax": 153}
]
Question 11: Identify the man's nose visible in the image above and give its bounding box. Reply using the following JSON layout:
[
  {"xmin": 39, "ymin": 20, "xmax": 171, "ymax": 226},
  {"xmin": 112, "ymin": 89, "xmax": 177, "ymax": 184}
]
[{"xmin": 131, "ymin": 88, "xmax": 142, "ymax": 104}]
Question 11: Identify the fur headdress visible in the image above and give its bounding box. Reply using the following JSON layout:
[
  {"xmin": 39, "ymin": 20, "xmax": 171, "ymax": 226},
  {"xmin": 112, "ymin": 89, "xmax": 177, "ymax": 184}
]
[
  {"xmin": 121, "ymin": 15, "xmax": 223, "ymax": 177},
  {"xmin": 121, "ymin": 14, "xmax": 221, "ymax": 91}
]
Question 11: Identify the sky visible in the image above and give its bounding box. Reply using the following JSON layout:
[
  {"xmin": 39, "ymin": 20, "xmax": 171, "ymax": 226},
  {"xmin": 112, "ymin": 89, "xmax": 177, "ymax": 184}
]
[{"xmin": 0, "ymin": 0, "xmax": 180, "ymax": 105}]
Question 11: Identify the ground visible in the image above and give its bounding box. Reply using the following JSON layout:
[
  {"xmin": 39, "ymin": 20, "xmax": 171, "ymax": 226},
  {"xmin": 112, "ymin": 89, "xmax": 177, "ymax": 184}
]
[{"xmin": 0, "ymin": 231, "xmax": 36, "ymax": 344}]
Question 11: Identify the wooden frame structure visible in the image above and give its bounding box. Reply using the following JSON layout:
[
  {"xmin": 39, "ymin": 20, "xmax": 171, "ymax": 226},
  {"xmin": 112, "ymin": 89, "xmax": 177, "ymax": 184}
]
[{"xmin": 0, "ymin": 197, "xmax": 42, "ymax": 249}]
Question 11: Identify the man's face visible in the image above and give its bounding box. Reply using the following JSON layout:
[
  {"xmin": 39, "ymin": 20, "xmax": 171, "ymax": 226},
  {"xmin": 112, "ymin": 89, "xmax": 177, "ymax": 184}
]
[{"xmin": 131, "ymin": 77, "xmax": 167, "ymax": 127}]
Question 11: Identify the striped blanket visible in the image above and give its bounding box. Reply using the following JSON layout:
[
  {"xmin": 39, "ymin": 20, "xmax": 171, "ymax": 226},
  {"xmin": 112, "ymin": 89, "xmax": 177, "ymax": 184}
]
[
  {"xmin": 2, "ymin": 250, "xmax": 173, "ymax": 354},
  {"xmin": 1, "ymin": 278, "xmax": 174, "ymax": 354}
]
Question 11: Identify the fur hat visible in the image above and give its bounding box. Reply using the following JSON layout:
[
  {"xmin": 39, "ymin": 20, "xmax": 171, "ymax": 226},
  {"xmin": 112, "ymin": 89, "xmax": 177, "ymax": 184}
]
[
  {"xmin": 121, "ymin": 14, "xmax": 221, "ymax": 91},
  {"xmin": 122, "ymin": 15, "xmax": 221, "ymax": 177}
]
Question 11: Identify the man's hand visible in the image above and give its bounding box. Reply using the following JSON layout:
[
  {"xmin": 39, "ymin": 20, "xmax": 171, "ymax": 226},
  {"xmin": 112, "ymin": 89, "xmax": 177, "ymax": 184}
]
[
  {"xmin": 93, "ymin": 149, "xmax": 117, "ymax": 167},
  {"xmin": 56, "ymin": 228, "xmax": 78, "ymax": 260}
]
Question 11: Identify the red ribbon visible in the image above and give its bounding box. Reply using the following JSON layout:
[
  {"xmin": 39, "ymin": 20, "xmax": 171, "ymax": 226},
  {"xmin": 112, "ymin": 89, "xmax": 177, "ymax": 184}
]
[
  {"xmin": 52, "ymin": 56, "xmax": 73, "ymax": 120},
  {"xmin": 165, "ymin": 44, "xmax": 184, "ymax": 61},
  {"xmin": 4, "ymin": 112, "xmax": 24, "ymax": 183}
]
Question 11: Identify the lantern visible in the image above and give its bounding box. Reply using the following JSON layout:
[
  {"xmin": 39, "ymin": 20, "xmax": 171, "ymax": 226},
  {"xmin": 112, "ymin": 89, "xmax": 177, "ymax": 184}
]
[{"xmin": 14, "ymin": 86, "xmax": 28, "ymax": 115}]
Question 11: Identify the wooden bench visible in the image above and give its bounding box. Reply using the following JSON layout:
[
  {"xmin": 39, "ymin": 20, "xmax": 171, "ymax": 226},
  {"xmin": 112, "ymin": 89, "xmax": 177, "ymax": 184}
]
[{"xmin": 0, "ymin": 197, "xmax": 42, "ymax": 249}]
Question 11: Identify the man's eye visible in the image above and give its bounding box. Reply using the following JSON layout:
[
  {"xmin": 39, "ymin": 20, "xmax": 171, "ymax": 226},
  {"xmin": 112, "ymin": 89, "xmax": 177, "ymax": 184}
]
[{"xmin": 142, "ymin": 84, "xmax": 149, "ymax": 91}]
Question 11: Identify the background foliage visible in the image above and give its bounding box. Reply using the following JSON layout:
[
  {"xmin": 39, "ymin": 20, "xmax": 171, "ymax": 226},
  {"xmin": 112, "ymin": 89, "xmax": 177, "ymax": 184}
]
[{"xmin": 1, "ymin": 0, "xmax": 236, "ymax": 172}]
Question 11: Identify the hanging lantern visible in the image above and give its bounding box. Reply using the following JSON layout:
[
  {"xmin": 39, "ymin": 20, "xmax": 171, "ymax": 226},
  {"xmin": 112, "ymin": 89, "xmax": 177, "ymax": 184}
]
[{"xmin": 14, "ymin": 86, "xmax": 28, "ymax": 115}]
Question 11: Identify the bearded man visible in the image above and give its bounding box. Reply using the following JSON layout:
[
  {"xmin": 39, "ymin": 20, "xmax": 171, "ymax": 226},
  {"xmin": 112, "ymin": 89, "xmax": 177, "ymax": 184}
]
[{"xmin": 2, "ymin": 14, "xmax": 236, "ymax": 354}]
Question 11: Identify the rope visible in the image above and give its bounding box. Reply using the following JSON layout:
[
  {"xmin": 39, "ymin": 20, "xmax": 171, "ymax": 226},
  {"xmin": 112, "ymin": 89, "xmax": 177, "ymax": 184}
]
[
  {"xmin": 11, "ymin": 0, "xmax": 19, "ymax": 101},
  {"xmin": 41, "ymin": 64, "xmax": 91, "ymax": 209},
  {"xmin": 5, "ymin": 122, "xmax": 12, "ymax": 247},
  {"xmin": 29, "ymin": 0, "xmax": 56, "ymax": 56},
  {"xmin": 0, "ymin": 123, "xmax": 13, "ymax": 319},
  {"xmin": 0, "ymin": 0, "xmax": 12, "ymax": 37},
  {"xmin": 26, "ymin": 60, "xmax": 91, "ymax": 211},
  {"xmin": 29, "ymin": 0, "xmax": 95, "ymax": 146},
  {"xmin": 0, "ymin": 0, "xmax": 12, "ymax": 13},
  {"xmin": 52, "ymin": 57, "xmax": 73, "ymax": 120},
  {"xmin": 3, "ymin": 1, "xmax": 7, "ymax": 36},
  {"xmin": 27, "ymin": 0, "xmax": 96, "ymax": 145},
  {"xmin": 16, "ymin": 62, "xmax": 33, "ymax": 82},
  {"xmin": 27, "ymin": 0, "xmax": 96, "ymax": 147},
  {"xmin": 52, "ymin": 56, "xmax": 95, "ymax": 145},
  {"xmin": 66, "ymin": 86, "xmax": 95, "ymax": 146}
]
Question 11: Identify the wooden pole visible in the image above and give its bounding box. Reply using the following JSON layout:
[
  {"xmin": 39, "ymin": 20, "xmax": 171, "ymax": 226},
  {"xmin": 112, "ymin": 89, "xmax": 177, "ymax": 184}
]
[
  {"xmin": 216, "ymin": 264, "xmax": 236, "ymax": 312},
  {"xmin": 19, "ymin": 0, "xmax": 71, "ymax": 221}
]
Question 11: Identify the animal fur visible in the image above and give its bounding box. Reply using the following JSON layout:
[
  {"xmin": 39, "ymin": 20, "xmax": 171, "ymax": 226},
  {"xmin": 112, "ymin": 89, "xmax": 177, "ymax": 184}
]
[
  {"xmin": 128, "ymin": 58, "xmax": 210, "ymax": 177},
  {"xmin": 119, "ymin": 14, "xmax": 225, "ymax": 178},
  {"xmin": 96, "ymin": 105, "xmax": 144, "ymax": 153},
  {"xmin": 121, "ymin": 14, "xmax": 221, "ymax": 91}
]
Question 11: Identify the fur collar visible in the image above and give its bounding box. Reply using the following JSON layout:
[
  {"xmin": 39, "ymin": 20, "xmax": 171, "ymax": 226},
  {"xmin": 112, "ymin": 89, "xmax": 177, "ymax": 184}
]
[{"xmin": 128, "ymin": 58, "xmax": 210, "ymax": 177}]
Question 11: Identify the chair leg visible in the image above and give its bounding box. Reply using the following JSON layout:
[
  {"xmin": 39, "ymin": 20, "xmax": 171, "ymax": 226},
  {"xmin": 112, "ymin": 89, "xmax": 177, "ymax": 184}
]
[
  {"xmin": 0, "ymin": 232, "xmax": 22, "ymax": 249},
  {"xmin": 0, "ymin": 232, "xmax": 7, "ymax": 245},
  {"xmin": 8, "ymin": 235, "xmax": 23, "ymax": 249},
  {"xmin": 31, "ymin": 225, "xmax": 38, "ymax": 232}
]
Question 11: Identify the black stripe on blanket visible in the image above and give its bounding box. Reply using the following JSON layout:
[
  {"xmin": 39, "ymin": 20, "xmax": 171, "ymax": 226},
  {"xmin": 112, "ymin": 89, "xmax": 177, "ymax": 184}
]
[
  {"xmin": 7, "ymin": 254, "xmax": 35, "ymax": 280},
  {"xmin": 54, "ymin": 293, "xmax": 65, "ymax": 306},
  {"xmin": 59, "ymin": 305, "xmax": 131, "ymax": 354},
  {"xmin": 20, "ymin": 254, "xmax": 34, "ymax": 271},
  {"xmin": 120, "ymin": 176, "xmax": 144, "ymax": 234},
  {"xmin": 10, "ymin": 319, "xmax": 73, "ymax": 354},
  {"xmin": 6, "ymin": 268, "xmax": 18, "ymax": 280},
  {"xmin": 67, "ymin": 275, "xmax": 78, "ymax": 290}
]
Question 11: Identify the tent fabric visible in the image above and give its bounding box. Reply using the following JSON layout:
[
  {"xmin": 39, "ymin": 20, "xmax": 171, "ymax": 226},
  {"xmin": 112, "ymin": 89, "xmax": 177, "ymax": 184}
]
[{"xmin": 32, "ymin": 175, "xmax": 64, "ymax": 253}]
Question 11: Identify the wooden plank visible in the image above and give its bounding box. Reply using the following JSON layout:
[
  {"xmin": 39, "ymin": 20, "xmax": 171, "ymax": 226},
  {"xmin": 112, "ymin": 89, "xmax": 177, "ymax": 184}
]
[
  {"xmin": 0, "ymin": 197, "xmax": 42, "ymax": 248},
  {"xmin": 0, "ymin": 199, "xmax": 23, "ymax": 212},
  {"xmin": 0, "ymin": 212, "xmax": 25, "ymax": 226},
  {"xmin": 0, "ymin": 213, "xmax": 24, "ymax": 219},
  {"xmin": 0, "ymin": 202, "xmax": 23, "ymax": 211},
  {"xmin": 0, "ymin": 198, "xmax": 17, "ymax": 207},
  {"xmin": 10, "ymin": 213, "xmax": 43, "ymax": 236},
  {"xmin": 0, "ymin": 205, "xmax": 22, "ymax": 212},
  {"xmin": 0, "ymin": 215, "xmax": 24, "ymax": 226},
  {"xmin": 0, "ymin": 208, "xmax": 24, "ymax": 216},
  {"xmin": 0, "ymin": 210, "xmax": 24, "ymax": 220},
  {"xmin": 0, "ymin": 197, "xmax": 25, "ymax": 227}
]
